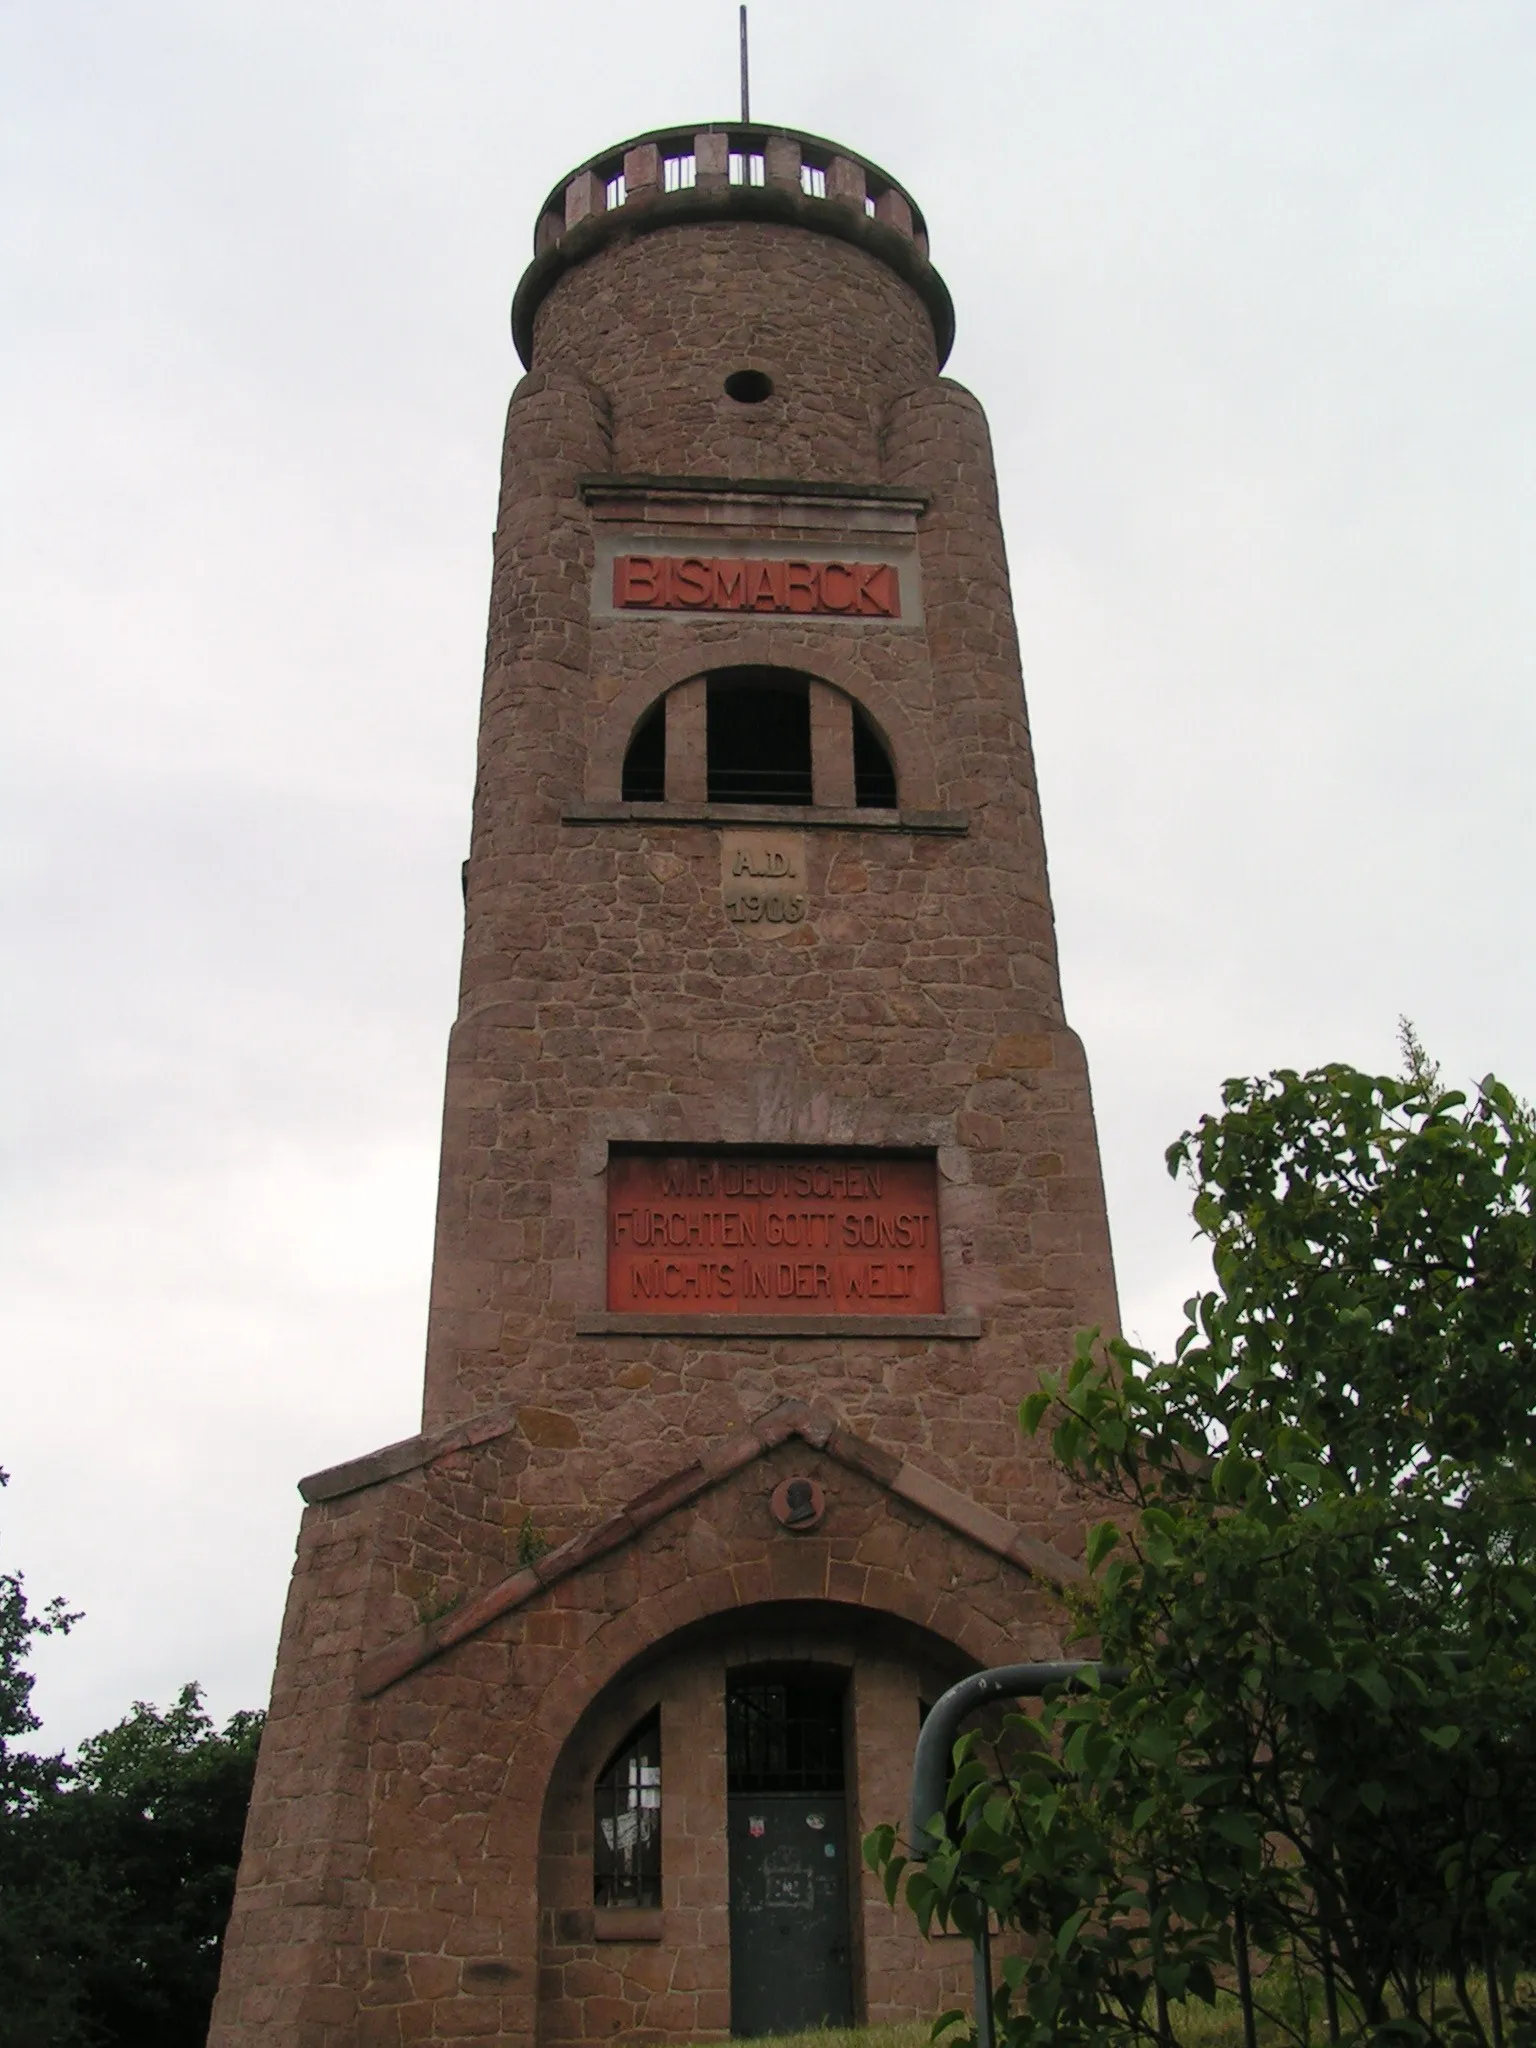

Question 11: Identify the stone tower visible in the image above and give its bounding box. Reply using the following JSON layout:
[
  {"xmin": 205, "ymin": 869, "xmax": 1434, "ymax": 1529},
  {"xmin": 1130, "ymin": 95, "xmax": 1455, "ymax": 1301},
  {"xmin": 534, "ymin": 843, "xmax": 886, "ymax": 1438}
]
[{"xmin": 209, "ymin": 122, "xmax": 1118, "ymax": 2048}]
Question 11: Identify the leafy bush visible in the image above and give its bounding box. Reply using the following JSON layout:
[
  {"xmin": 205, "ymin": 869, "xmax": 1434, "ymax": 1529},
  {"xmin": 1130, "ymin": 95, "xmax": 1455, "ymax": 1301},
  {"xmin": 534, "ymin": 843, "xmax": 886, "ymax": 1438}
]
[{"xmin": 870, "ymin": 1050, "xmax": 1536, "ymax": 2048}]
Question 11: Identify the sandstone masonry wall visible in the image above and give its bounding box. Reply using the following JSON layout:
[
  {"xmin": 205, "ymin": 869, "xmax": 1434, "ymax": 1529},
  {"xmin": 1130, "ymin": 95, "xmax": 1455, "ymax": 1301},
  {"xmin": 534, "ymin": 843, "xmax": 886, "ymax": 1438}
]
[{"xmin": 209, "ymin": 166, "xmax": 1120, "ymax": 2048}]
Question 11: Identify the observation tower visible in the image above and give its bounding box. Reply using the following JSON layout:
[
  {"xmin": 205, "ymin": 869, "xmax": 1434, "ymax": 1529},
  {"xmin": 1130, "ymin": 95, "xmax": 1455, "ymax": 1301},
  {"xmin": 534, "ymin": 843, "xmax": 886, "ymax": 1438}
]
[{"xmin": 208, "ymin": 119, "xmax": 1119, "ymax": 2048}]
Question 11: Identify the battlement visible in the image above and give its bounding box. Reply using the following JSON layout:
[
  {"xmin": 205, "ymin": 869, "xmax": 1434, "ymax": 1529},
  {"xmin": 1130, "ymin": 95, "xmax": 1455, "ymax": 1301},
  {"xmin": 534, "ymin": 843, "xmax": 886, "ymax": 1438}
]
[
  {"xmin": 535, "ymin": 124, "xmax": 929, "ymax": 252},
  {"xmin": 512, "ymin": 123, "xmax": 952, "ymax": 367}
]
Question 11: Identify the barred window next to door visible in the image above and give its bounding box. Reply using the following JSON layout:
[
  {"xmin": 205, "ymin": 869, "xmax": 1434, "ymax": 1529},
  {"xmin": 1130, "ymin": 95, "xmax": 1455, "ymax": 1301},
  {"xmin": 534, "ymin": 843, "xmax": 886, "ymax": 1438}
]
[{"xmin": 593, "ymin": 1711, "xmax": 661, "ymax": 1906}]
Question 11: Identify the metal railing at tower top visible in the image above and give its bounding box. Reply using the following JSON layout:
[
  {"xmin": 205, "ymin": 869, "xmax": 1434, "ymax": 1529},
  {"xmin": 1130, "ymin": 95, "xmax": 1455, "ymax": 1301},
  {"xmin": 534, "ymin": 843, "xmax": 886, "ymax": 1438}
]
[{"xmin": 531, "ymin": 123, "xmax": 929, "ymax": 258}]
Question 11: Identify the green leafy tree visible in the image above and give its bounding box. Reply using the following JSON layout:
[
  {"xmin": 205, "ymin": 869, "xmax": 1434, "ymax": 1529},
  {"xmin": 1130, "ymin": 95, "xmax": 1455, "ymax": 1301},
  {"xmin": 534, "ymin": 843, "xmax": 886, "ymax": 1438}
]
[
  {"xmin": 0, "ymin": 1482, "xmax": 262, "ymax": 2047},
  {"xmin": 42, "ymin": 1686, "xmax": 265, "ymax": 2048},
  {"xmin": 0, "ymin": 1470, "xmax": 87, "ymax": 2047},
  {"xmin": 870, "ymin": 1054, "xmax": 1536, "ymax": 2048}
]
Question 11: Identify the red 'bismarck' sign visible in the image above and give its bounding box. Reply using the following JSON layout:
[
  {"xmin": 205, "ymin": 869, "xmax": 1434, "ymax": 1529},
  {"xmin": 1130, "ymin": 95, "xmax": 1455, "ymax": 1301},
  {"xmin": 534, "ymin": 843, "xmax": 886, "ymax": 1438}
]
[
  {"xmin": 606, "ymin": 1150, "xmax": 943, "ymax": 1315},
  {"xmin": 613, "ymin": 554, "xmax": 901, "ymax": 618}
]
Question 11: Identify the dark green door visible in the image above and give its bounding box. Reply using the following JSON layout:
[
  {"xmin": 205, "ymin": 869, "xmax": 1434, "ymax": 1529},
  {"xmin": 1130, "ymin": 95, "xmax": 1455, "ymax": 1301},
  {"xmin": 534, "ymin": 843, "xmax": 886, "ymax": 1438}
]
[
  {"xmin": 728, "ymin": 1795, "xmax": 852, "ymax": 2034},
  {"xmin": 727, "ymin": 1673, "xmax": 854, "ymax": 2036}
]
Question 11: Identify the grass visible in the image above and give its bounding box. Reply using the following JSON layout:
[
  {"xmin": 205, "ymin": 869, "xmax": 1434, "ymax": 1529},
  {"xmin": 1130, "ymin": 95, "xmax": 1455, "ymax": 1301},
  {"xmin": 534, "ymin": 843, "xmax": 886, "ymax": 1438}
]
[
  {"xmin": 737, "ymin": 1977, "xmax": 1536, "ymax": 2048},
  {"xmin": 734, "ymin": 2015, "xmax": 1260, "ymax": 2048},
  {"xmin": 744, "ymin": 2028, "xmax": 934, "ymax": 2048}
]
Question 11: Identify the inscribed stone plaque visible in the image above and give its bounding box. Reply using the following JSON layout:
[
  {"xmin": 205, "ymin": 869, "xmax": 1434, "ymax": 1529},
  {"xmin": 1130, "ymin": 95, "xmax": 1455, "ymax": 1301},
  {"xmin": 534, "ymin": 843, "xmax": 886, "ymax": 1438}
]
[
  {"xmin": 721, "ymin": 831, "xmax": 807, "ymax": 939},
  {"xmin": 613, "ymin": 554, "xmax": 900, "ymax": 617},
  {"xmin": 590, "ymin": 536, "xmax": 923, "ymax": 628},
  {"xmin": 606, "ymin": 1150, "xmax": 944, "ymax": 1315}
]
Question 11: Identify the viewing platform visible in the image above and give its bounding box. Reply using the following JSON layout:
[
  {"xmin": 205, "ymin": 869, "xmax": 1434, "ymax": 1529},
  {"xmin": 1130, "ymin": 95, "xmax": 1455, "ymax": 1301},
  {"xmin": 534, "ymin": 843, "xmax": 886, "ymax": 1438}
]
[{"xmin": 513, "ymin": 123, "xmax": 953, "ymax": 365}]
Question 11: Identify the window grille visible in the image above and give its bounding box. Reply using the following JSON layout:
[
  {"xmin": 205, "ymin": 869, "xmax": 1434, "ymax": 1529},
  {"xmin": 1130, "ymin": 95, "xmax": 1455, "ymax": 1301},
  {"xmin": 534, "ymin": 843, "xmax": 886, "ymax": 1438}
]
[
  {"xmin": 663, "ymin": 153, "xmax": 696, "ymax": 193},
  {"xmin": 604, "ymin": 174, "xmax": 626, "ymax": 211},
  {"xmin": 729, "ymin": 151, "xmax": 766, "ymax": 187},
  {"xmin": 800, "ymin": 164, "xmax": 827, "ymax": 199},
  {"xmin": 727, "ymin": 1675, "xmax": 845, "ymax": 1794},
  {"xmin": 707, "ymin": 672, "xmax": 813, "ymax": 806},
  {"xmin": 594, "ymin": 1712, "xmax": 661, "ymax": 1907}
]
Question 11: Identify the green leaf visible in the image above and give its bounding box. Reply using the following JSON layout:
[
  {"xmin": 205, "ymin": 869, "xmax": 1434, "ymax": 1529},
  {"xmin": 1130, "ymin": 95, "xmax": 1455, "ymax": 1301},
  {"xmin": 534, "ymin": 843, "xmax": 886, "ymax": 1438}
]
[
  {"xmin": 1352, "ymin": 1666, "xmax": 1393, "ymax": 1711},
  {"xmin": 1055, "ymin": 1907, "xmax": 1090, "ymax": 1956},
  {"xmin": 862, "ymin": 1823, "xmax": 894, "ymax": 1872},
  {"xmin": 1019, "ymin": 1392, "xmax": 1052, "ymax": 1435}
]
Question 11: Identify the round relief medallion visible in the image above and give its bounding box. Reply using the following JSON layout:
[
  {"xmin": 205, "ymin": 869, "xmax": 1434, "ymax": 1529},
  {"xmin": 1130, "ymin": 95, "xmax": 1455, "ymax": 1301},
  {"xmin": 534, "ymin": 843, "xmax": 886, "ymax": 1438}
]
[{"xmin": 770, "ymin": 1475, "xmax": 827, "ymax": 1532}]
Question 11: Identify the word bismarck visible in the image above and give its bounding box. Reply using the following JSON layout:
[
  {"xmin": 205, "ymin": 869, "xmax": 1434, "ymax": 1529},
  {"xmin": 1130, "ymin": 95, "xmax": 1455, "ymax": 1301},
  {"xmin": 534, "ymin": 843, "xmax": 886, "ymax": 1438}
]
[{"xmin": 614, "ymin": 554, "xmax": 900, "ymax": 617}]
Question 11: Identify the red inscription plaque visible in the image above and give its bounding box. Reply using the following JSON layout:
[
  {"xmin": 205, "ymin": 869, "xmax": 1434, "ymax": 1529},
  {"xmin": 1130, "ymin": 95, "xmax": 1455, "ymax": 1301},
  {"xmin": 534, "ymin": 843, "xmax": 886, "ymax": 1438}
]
[
  {"xmin": 606, "ymin": 1151, "xmax": 943, "ymax": 1315},
  {"xmin": 613, "ymin": 554, "xmax": 900, "ymax": 619}
]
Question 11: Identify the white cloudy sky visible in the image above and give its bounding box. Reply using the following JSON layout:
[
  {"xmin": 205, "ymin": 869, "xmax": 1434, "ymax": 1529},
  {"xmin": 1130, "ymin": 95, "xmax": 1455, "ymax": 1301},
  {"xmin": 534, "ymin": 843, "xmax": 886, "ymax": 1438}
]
[{"xmin": 3, "ymin": 1, "xmax": 1532, "ymax": 1752}]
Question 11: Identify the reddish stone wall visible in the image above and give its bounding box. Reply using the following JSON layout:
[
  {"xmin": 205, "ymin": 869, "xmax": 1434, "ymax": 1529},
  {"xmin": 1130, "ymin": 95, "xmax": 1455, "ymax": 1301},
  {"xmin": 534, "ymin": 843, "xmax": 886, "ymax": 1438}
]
[
  {"xmin": 530, "ymin": 223, "xmax": 937, "ymax": 482},
  {"xmin": 211, "ymin": 1438, "xmax": 1074, "ymax": 2047},
  {"xmin": 421, "ymin": 220, "xmax": 1117, "ymax": 1501},
  {"xmin": 211, "ymin": 1492, "xmax": 379, "ymax": 2041}
]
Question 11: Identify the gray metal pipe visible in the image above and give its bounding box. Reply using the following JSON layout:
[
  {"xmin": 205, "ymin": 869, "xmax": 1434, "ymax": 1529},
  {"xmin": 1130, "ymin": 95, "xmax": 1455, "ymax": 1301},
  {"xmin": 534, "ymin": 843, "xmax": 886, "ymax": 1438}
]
[
  {"xmin": 908, "ymin": 1661, "xmax": 1118, "ymax": 1855},
  {"xmin": 906, "ymin": 1659, "xmax": 1125, "ymax": 2048}
]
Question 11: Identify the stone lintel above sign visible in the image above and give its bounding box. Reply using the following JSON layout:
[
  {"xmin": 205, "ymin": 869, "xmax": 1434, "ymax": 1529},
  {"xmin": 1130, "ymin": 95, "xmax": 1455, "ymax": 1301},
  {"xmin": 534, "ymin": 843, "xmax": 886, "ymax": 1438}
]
[
  {"xmin": 592, "ymin": 535, "xmax": 921, "ymax": 626},
  {"xmin": 581, "ymin": 474, "xmax": 928, "ymax": 540}
]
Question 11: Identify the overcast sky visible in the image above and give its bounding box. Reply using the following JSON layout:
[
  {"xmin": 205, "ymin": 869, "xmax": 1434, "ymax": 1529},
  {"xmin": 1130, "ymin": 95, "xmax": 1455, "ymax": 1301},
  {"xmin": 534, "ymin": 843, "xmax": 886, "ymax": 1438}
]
[{"xmin": 3, "ymin": 0, "xmax": 1532, "ymax": 1753}]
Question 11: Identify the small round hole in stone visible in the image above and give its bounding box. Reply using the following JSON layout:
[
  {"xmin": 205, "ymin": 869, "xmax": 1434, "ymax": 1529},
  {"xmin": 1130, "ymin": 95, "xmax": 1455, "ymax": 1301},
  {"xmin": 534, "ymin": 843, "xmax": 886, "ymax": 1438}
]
[{"xmin": 724, "ymin": 369, "xmax": 774, "ymax": 404}]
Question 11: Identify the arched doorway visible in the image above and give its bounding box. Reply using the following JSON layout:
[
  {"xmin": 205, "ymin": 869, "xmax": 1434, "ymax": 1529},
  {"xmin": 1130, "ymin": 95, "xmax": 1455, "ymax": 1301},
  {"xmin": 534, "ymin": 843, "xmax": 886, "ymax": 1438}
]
[{"xmin": 536, "ymin": 1601, "xmax": 976, "ymax": 2045}]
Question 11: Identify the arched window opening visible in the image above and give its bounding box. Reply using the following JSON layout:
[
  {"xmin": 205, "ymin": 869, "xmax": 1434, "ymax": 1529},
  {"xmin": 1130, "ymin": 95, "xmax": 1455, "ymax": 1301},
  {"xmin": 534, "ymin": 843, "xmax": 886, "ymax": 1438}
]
[
  {"xmin": 852, "ymin": 703, "xmax": 897, "ymax": 809},
  {"xmin": 621, "ymin": 700, "xmax": 666, "ymax": 803},
  {"xmin": 593, "ymin": 1710, "xmax": 661, "ymax": 1907},
  {"xmin": 726, "ymin": 1670, "xmax": 846, "ymax": 1794},
  {"xmin": 707, "ymin": 669, "xmax": 812, "ymax": 806}
]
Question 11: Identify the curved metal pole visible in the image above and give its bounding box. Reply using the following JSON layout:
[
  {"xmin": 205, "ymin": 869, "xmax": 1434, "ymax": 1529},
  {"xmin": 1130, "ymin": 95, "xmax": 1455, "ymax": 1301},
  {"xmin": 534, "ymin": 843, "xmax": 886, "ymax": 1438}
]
[
  {"xmin": 907, "ymin": 1660, "xmax": 1125, "ymax": 2048},
  {"xmin": 908, "ymin": 1661, "xmax": 1116, "ymax": 1854}
]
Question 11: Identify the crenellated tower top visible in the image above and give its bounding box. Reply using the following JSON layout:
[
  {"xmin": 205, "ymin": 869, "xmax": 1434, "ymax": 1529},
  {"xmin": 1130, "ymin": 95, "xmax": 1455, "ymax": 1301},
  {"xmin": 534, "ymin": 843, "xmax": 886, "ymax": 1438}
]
[{"xmin": 512, "ymin": 123, "xmax": 954, "ymax": 368}]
